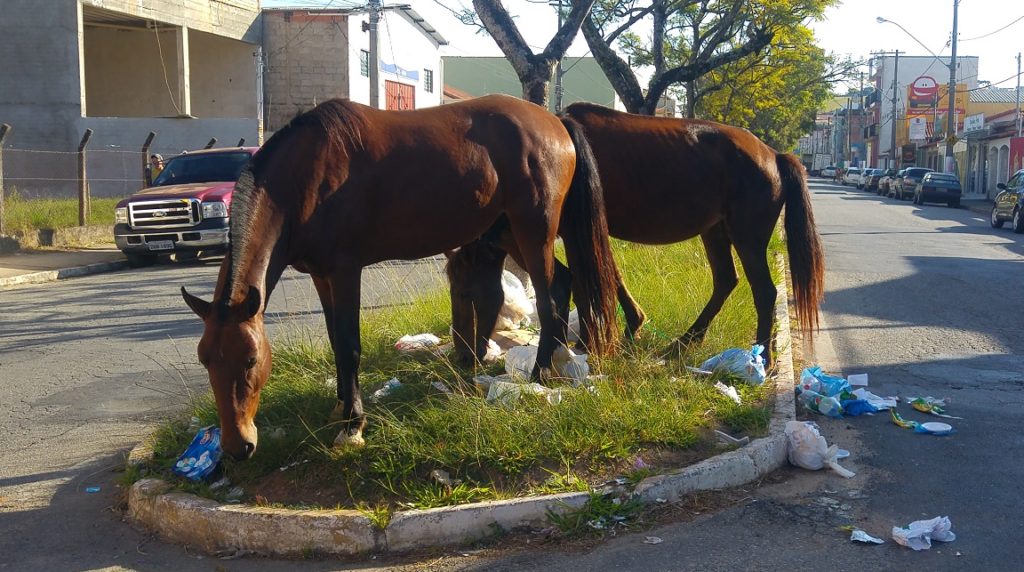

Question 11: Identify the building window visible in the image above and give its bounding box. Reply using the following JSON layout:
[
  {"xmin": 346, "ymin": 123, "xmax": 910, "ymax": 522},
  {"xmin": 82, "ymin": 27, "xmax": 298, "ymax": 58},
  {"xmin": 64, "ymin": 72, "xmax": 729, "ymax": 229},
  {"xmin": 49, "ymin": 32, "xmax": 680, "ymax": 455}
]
[
  {"xmin": 360, "ymin": 50, "xmax": 370, "ymax": 77},
  {"xmin": 424, "ymin": 69, "xmax": 434, "ymax": 93}
]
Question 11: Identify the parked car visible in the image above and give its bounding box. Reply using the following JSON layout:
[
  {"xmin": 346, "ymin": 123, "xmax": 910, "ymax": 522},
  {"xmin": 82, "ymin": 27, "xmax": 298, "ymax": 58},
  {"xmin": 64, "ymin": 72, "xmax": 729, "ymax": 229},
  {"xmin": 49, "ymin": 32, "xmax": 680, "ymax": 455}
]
[
  {"xmin": 841, "ymin": 167, "xmax": 862, "ymax": 187},
  {"xmin": 990, "ymin": 169, "xmax": 1024, "ymax": 232},
  {"xmin": 821, "ymin": 165, "xmax": 838, "ymax": 178},
  {"xmin": 893, "ymin": 167, "xmax": 933, "ymax": 200},
  {"xmin": 913, "ymin": 172, "xmax": 962, "ymax": 207},
  {"xmin": 114, "ymin": 147, "xmax": 257, "ymax": 267},
  {"xmin": 877, "ymin": 169, "xmax": 899, "ymax": 195},
  {"xmin": 863, "ymin": 169, "xmax": 885, "ymax": 192}
]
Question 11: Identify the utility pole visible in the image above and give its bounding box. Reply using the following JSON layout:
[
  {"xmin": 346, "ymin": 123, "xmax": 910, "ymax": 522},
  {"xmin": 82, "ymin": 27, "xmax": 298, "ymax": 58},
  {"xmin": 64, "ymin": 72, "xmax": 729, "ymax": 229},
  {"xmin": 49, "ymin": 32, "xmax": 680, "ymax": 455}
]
[
  {"xmin": 891, "ymin": 50, "xmax": 899, "ymax": 169},
  {"xmin": 1016, "ymin": 52, "xmax": 1021, "ymax": 137},
  {"xmin": 944, "ymin": 0, "xmax": 959, "ymax": 173},
  {"xmin": 368, "ymin": 0, "xmax": 381, "ymax": 109},
  {"xmin": 846, "ymin": 96, "xmax": 853, "ymax": 166},
  {"xmin": 552, "ymin": 0, "xmax": 565, "ymax": 112}
]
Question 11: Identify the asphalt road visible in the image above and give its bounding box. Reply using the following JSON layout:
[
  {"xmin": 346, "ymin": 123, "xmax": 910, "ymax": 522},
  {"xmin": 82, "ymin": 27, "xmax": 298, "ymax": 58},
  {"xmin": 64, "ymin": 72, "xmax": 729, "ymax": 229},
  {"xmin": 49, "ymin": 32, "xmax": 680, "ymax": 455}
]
[{"xmin": 2, "ymin": 179, "xmax": 1023, "ymax": 570}]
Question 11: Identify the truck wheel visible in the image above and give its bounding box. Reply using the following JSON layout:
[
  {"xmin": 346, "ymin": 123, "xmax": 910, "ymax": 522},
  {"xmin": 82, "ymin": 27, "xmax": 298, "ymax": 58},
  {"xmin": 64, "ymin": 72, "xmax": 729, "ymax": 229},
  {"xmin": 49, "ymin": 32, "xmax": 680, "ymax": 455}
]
[{"xmin": 126, "ymin": 253, "xmax": 158, "ymax": 268}]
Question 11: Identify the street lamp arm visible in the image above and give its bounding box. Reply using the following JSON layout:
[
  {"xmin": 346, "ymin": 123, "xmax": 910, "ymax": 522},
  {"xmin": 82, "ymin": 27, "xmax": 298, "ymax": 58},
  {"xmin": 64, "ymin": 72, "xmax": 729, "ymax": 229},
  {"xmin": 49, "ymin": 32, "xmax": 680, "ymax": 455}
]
[{"xmin": 876, "ymin": 17, "xmax": 939, "ymax": 59}]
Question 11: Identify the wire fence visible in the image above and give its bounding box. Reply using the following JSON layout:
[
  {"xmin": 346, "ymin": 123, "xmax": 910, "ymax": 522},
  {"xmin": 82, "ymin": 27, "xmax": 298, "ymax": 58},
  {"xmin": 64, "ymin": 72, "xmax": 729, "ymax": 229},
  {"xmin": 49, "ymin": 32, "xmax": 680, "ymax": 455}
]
[{"xmin": 0, "ymin": 123, "xmax": 244, "ymax": 234}]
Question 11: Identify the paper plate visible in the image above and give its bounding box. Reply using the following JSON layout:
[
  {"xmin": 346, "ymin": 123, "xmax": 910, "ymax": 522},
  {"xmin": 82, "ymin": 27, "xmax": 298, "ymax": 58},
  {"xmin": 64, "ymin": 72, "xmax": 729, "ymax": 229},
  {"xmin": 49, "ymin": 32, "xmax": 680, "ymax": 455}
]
[{"xmin": 920, "ymin": 421, "xmax": 953, "ymax": 434}]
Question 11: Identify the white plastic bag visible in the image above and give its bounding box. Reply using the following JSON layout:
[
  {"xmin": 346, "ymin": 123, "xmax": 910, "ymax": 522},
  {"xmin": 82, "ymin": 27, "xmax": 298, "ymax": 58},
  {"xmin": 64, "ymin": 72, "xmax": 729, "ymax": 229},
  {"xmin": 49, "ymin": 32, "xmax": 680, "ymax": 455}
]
[
  {"xmin": 495, "ymin": 271, "xmax": 535, "ymax": 331},
  {"xmin": 505, "ymin": 344, "xmax": 589, "ymax": 384},
  {"xmin": 395, "ymin": 333, "xmax": 441, "ymax": 353},
  {"xmin": 892, "ymin": 516, "xmax": 956, "ymax": 550},
  {"xmin": 784, "ymin": 421, "xmax": 856, "ymax": 478}
]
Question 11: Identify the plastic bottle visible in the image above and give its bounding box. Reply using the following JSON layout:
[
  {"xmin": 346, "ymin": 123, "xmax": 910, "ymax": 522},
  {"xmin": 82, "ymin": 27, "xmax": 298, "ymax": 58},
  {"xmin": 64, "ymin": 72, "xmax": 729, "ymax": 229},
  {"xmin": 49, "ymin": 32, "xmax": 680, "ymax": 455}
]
[{"xmin": 799, "ymin": 389, "xmax": 844, "ymax": 418}]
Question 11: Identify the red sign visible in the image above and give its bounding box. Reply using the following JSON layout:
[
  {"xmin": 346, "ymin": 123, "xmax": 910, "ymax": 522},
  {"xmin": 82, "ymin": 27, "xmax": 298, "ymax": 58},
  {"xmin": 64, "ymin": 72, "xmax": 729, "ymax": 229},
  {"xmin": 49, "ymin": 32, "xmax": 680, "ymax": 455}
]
[
  {"xmin": 1011, "ymin": 137, "xmax": 1024, "ymax": 176},
  {"xmin": 908, "ymin": 76, "xmax": 939, "ymax": 113}
]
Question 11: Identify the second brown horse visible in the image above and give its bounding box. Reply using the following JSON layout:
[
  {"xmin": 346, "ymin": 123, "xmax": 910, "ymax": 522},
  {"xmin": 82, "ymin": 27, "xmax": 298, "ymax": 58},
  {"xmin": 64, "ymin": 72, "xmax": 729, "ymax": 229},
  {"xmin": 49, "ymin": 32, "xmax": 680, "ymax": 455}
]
[{"xmin": 450, "ymin": 103, "xmax": 825, "ymax": 366}]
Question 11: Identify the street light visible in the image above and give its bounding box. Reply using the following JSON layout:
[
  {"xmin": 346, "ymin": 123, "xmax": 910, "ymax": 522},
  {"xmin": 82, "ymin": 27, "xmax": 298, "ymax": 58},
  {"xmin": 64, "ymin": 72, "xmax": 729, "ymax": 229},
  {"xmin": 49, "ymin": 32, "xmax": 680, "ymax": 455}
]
[{"xmin": 877, "ymin": 2, "xmax": 959, "ymax": 173}]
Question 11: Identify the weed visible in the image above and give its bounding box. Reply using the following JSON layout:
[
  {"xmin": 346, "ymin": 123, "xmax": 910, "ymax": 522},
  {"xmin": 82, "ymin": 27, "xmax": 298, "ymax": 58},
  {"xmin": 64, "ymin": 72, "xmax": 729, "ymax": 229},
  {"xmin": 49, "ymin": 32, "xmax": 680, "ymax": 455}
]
[{"xmin": 547, "ymin": 492, "xmax": 644, "ymax": 537}]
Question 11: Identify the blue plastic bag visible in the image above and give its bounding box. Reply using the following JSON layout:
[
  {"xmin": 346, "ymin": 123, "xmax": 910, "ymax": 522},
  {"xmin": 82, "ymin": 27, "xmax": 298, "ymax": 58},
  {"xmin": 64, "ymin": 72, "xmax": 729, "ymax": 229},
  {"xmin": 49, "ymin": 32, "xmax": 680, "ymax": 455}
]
[
  {"xmin": 173, "ymin": 426, "xmax": 222, "ymax": 481},
  {"xmin": 799, "ymin": 365, "xmax": 852, "ymax": 399},
  {"xmin": 700, "ymin": 344, "xmax": 766, "ymax": 385},
  {"xmin": 840, "ymin": 399, "xmax": 879, "ymax": 417}
]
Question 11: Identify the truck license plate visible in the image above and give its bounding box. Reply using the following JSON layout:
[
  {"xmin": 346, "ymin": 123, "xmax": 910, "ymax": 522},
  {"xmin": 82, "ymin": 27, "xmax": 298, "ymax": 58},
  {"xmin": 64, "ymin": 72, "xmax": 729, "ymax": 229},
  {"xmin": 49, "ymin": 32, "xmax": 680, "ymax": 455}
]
[{"xmin": 147, "ymin": 240, "xmax": 174, "ymax": 251}]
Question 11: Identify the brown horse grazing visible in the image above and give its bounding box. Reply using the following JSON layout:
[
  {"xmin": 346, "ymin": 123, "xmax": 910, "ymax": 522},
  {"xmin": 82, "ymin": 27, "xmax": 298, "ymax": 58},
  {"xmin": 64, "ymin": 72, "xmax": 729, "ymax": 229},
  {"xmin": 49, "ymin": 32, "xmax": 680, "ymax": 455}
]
[
  {"xmin": 449, "ymin": 103, "xmax": 824, "ymax": 367},
  {"xmin": 179, "ymin": 95, "xmax": 621, "ymax": 460}
]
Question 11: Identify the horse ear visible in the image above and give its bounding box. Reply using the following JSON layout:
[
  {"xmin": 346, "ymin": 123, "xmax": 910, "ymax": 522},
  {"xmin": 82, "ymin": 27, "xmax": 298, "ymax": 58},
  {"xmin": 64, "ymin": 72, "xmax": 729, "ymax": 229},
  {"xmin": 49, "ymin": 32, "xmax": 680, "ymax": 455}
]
[
  {"xmin": 181, "ymin": 287, "xmax": 212, "ymax": 319},
  {"xmin": 244, "ymin": 285, "xmax": 262, "ymax": 319}
]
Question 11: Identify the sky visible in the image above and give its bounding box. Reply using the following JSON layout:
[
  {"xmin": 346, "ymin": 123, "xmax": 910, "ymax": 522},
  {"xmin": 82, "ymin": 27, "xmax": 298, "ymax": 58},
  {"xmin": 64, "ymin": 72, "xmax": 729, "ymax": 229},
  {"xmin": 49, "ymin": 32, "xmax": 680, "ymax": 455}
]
[{"xmin": 262, "ymin": 0, "xmax": 1024, "ymax": 90}]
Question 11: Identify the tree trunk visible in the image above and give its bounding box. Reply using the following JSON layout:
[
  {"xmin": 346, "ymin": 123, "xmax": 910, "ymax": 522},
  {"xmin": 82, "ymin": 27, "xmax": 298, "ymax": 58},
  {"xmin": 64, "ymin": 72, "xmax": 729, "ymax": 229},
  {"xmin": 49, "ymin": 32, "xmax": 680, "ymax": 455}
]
[{"xmin": 685, "ymin": 81, "xmax": 697, "ymax": 118}]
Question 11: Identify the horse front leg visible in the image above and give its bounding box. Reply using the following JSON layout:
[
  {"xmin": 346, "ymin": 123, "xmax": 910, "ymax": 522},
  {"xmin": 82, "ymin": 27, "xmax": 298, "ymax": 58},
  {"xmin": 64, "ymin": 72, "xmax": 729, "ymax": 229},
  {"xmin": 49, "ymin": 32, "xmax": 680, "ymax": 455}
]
[
  {"xmin": 676, "ymin": 223, "xmax": 738, "ymax": 354},
  {"xmin": 327, "ymin": 267, "xmax": 366, "ymax": 447}
]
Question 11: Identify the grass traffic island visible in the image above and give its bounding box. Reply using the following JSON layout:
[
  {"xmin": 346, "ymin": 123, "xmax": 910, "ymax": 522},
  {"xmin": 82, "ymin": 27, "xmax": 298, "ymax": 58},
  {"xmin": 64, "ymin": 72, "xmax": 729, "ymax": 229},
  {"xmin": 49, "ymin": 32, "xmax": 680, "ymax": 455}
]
[{"xmin": 126, "ymin": 235, "xmax": 790, "ymax": 552}]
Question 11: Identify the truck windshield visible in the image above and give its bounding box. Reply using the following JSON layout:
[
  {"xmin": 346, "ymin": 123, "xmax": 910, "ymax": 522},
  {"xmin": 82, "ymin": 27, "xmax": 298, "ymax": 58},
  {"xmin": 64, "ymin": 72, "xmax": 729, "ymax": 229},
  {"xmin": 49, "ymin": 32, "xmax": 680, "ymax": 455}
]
[{"xmin": 152, "ymin": 152, "xmax": 251, "ymax": 187}]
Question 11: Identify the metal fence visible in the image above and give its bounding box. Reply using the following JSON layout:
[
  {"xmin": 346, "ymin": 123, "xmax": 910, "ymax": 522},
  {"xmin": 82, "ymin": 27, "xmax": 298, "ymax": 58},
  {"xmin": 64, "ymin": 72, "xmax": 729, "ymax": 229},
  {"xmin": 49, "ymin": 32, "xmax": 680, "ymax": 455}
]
[{"xmin": 0, "ymin": 124, "xmax": 242, "ymax": 234}]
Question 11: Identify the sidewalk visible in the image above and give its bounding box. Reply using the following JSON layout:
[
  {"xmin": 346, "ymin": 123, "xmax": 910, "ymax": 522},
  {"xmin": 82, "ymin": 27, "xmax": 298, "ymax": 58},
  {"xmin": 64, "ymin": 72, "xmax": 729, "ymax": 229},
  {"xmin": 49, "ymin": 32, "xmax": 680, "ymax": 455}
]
[{"xmin": 0, "ymin": 245, "xmax": 128, "ymax": 288}]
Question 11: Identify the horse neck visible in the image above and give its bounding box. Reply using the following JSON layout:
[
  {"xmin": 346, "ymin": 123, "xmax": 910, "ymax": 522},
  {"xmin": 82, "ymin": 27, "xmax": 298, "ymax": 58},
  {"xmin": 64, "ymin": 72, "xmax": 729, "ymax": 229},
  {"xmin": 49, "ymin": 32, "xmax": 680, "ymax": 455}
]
[{"xmin": 219, "ymin": 195, "xmax": 290, "ymax": 311}]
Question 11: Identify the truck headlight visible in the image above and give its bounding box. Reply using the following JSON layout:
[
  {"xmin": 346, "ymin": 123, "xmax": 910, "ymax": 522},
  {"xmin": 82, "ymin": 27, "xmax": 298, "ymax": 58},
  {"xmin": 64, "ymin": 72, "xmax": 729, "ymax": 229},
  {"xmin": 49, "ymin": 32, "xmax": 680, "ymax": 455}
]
[
  {"xmin": 202, "ymin": 201, "xmax": 228, "ymax": 219},
  {"xmin": 115, "ymin": 207, "xmax": 128, "ymax": 224}
]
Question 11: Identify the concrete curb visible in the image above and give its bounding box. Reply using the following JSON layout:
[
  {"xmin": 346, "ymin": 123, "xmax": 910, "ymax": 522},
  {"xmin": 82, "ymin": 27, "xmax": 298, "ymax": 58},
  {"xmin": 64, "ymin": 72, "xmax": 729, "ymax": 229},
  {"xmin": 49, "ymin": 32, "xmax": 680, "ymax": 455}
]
[
  {"xmin": 126, "ymin": 264, "xmax": 798, "ymax": 557},
  {"xmin": 0, "ymin": 259, "xmax": 128, "ymax": 288}
]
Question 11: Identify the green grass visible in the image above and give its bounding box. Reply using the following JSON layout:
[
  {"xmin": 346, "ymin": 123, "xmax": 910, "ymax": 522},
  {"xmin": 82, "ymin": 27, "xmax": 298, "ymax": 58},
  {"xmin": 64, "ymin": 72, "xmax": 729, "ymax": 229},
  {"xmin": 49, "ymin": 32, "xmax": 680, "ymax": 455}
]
[
  {"xmin": 1, "ymin": 189, "xmax": 121, "ymax": 231},
  {"xmin": 135, "ymin": 236, "xmax": 783, "ymax": 513}
]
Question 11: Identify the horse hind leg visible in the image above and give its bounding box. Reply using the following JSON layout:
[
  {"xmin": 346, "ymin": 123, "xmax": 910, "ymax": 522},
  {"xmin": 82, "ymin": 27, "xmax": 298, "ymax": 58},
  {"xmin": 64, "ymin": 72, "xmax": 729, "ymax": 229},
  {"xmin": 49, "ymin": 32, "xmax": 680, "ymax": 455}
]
[
  {"xmin": 678, "ymin": 223, "xmax": 738, "ymax": 351},
  {"xmin": 733, "ymin": 236, "xmax": 777, "ymax": 367},
  {"xmin": 618, "ymin": 279, "xmax": 647, "ymax": 341}
]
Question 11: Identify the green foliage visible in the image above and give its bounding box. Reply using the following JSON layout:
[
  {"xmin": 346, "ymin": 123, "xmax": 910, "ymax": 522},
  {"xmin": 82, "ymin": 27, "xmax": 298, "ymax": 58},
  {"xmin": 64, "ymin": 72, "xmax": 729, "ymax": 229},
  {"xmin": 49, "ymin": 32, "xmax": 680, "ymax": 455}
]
[
  {"xmin": 1, "ymin": 189, "xmax": 121, "ymax": 231},
  {"xmin": 695, "ymin": 24, "xmax": 839, "ymax": 149},
  {"xmin": 547, "ymin": 492, "xmax": 644, "ymax": 537},
  {"xmin": 142, "ymin": 236, "xmax": 784, "ymax": 512}
]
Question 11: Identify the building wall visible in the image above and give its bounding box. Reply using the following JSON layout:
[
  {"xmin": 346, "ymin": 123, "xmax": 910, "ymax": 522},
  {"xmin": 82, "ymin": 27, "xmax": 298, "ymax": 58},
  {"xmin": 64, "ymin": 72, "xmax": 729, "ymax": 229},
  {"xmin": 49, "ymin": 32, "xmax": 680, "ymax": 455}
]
[
  {"xmin": 442, "ymin": 56, "xmax": 620, "ymax": 112},
  {"xmin": 346, "ymin": 9, "xmax": 444, "ymax": 111},
  {"xmin": 84, "ymin": 27, "xmax": 181, "ymax": 118},
  {"xmin": 262, "ymin": 11, "xmax": 349, "ymax": 132},
  {"xmin": 81, "ymin": 0, "xmax": 261, "ymax": 43},
  {"xmin": 0, "ymin": 0, "xmax": 84, "ymax": 150},
  {"xmin": 189, "ymin": 29, "xmax": 258, "ymax": 118}
]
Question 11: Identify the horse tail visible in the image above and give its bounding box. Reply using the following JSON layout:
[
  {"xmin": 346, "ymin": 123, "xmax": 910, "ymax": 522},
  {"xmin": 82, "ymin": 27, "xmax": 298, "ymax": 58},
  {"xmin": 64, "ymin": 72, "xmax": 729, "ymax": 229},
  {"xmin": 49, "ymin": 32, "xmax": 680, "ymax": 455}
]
[
  {"xmin": 777, "ymin": 152, "xmax": 825, "ymax": 338},
  {"xmin": 559, "ymin": 116, "xmax": 620, "ymax": 355}
]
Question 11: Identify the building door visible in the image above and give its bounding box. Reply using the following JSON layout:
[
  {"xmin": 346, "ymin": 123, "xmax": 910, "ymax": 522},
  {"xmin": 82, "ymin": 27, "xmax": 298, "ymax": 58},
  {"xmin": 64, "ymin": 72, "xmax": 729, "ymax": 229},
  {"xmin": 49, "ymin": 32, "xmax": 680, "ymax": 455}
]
[{"xmin": 385, "ymin": 80, "xmax": 415, "ymax": 110}]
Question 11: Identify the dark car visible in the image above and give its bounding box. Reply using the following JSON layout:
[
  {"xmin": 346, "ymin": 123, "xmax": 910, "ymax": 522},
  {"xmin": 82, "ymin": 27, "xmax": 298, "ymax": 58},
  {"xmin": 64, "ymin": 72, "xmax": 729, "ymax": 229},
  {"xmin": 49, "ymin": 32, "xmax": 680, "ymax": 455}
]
[
  {"xmin": 114, "ymin": 147, "xmax": 257, "ymax": 267},
  {"xmin": 863, "ymin": 169, "xmax": 885, "ymax": 192},
  {"xmin": 893, "ymin": 167, "xmax": 933, "ymax": 200},
  {"xmin": 990, "ymin": 169, "xmax": 1024, "ymax": 232},
  {"xmin": 913, "ymin": 172, "xmax": 962, "ymax": 207}
]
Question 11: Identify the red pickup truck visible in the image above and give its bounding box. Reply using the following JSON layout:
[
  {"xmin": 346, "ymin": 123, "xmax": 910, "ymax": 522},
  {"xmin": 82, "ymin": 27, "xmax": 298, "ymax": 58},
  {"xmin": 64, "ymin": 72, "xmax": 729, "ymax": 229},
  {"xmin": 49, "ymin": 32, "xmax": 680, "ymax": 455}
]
[{"xmin": 114, "ymin": 147, "xmax": 257, "ymax": 267}]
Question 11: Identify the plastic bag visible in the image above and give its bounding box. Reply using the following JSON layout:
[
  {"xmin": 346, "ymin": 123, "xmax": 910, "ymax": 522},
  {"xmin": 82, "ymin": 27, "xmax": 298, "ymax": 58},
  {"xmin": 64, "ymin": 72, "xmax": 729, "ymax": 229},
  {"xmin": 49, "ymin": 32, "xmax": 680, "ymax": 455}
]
[
  {"xmin": 784, "ymin": 421, "xmax": 855, "ymax": 478},
  {"xmin": 852, "ymin": 388, "xmax": 898, "ymax": 410},
  {"xmin": 799, "ymin": 365, "xmax": 852, "ymax": 398},
  {"xmin": 700, "ymin": 344, "xmax": 766, "ymax": 385},
  {"xmin": 505, "ymin": 344, "xmax": 589, "ymax": 384},
  {"xmin": 496, "ymin": 271, "xmax": 535, "ymax": 331},
  {"xmin": 892, "ymin": 516, "xmax": 955, "ymax": 550},
  {"xmin": 395, "ymin": 333, "xmax": 441, "ymax": 353},
  {"xmin": 487, "ymin": 380, "xmax": 566, "ymax": 406},
  {"xmin": 173, "ymin": 426, "xmax": 222, "ymax": 481}
]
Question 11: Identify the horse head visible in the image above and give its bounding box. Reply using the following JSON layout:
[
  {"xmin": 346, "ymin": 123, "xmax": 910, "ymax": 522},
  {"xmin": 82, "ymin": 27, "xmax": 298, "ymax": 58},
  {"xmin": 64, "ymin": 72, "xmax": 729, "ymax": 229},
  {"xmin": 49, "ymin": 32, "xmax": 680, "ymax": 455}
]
[
  {"xmin": 182, "ymin": 285, "xmax": 270, "ymax": 460},
  {"xmin": 444, "ymin": 242, "xmax": 506, "ymax": 366}
]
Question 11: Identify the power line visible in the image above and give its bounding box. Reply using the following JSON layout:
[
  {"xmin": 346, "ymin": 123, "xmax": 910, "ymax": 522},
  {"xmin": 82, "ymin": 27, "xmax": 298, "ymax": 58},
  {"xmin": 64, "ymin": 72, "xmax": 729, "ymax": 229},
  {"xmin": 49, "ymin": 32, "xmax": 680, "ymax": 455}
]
[{"xmin": 960, "ymin": 14, "xmax": 1024, "ymax": 41}]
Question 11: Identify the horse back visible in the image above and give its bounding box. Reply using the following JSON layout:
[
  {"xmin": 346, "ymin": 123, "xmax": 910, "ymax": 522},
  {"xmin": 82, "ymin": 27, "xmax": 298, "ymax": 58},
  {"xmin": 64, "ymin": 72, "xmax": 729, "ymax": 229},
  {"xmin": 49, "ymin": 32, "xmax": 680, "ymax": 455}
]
[{"xmin": 562, "ymin": 104, "xmax": 784, "ymax": 244}]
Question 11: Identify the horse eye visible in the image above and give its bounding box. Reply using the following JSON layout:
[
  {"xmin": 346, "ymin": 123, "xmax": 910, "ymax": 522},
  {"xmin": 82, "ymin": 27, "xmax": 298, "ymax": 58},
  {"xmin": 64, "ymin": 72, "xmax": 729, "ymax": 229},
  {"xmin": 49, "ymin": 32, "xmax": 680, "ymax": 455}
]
[{"xmin": 246, "ymin": 357, "xmax": 257, "ymax": 369}]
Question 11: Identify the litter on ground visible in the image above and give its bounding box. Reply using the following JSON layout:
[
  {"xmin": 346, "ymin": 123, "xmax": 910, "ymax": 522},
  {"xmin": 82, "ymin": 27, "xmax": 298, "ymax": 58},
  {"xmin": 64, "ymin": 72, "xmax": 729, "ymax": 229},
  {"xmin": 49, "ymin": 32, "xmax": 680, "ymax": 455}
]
[
  {"xmin": 850, "ymin": 529, "xmax": 885, "ymax": 544},
  {"xmin": 643, "ymin": 536, "xmax": 664, "ymax": 545},
  {"xmin": 784, "ymin": 421, "xmax": 856, "ymax": 478},
  {"xmin": 891, "ymin": 409, "xmax": 955, "ymax": 435},
  {"xmin": 172, "ymin": 426, "xmax": 222, "ymax": 481},
  {"xmin": 699, "ymin": 344, "xmax": 766, "ymax": 385},
  {"xmin": 394, "ymin": 333, "xmax": 441, "ymax": 353},
  {"xmin": 892, "ymin": 516, "xmax": 955, "ymax": 550},
  {"xmin": 714, "ymin": 381, "xmax": 742, "ymax": 404}
]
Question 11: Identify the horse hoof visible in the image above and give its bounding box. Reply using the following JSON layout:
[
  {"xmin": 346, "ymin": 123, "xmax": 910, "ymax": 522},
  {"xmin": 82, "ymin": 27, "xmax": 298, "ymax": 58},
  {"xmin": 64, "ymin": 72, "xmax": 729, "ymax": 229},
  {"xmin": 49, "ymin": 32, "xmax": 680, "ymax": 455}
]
[{"xmin": 333, "ymin": 429, "xmax": 365, "ymax": 448}]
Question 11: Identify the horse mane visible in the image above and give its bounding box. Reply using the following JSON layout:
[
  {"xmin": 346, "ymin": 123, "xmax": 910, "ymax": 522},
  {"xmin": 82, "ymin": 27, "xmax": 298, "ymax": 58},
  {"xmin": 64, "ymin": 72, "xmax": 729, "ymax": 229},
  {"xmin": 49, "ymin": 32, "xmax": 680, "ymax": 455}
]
[{"xmin": 223, "ymin": 99, "xmax": 367, "ymax": 311}]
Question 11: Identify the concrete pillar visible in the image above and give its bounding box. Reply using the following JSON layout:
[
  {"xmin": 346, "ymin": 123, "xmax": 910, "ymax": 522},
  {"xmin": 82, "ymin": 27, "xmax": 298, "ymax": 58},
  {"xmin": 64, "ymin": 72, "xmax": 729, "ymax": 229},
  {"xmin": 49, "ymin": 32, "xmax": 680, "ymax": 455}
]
[
  {"xmin": 76, "ymin": 0, "xmax": 87, "ymax": 117},
  {"xmin": 177, "ymin": 25, "xmax": 192, "ymax": 117}
]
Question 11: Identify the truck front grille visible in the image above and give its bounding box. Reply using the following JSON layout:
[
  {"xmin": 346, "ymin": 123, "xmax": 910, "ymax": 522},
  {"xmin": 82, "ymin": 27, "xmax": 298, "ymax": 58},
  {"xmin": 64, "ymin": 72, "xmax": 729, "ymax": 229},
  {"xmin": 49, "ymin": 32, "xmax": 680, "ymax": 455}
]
[{"xmin": 129, "ymin": 199, "xmax": 200, "ymax": 229}]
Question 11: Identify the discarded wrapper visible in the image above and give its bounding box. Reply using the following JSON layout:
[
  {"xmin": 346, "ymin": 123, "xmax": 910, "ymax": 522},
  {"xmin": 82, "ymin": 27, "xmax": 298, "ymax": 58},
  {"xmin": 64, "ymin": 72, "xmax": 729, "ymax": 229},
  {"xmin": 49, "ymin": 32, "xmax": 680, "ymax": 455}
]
[
  {"xmin": 890, "ymin": 409, "xmax": 955, "ymax": 435},
  {"xmin": 643, "ymin": 536, "xmax": 664, "ymax": 545},
  {"xmin": 851, "ymin": 529, "xmax": 885, "ymax": 544},
  {"xmin": 907, "ymin": 397, "xmax": 962, "ymax": 419},
  {"xmin": 714, "ymin": 381, "xmax": 742, "ymax": 404},
  {"xmin": 892, "ymin": 516, "xmax": 955, "ymax": 550},
  {"xmin": 394, "ymin": 333, "xmax": 441, "ymax": 353},
  {"xmin": 369, "ymin": 378, "xmax": 402, "ymax": 402},
  {"xmin": 173, "ymin": 426, "xmax": 222, "ymax": 481}
]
